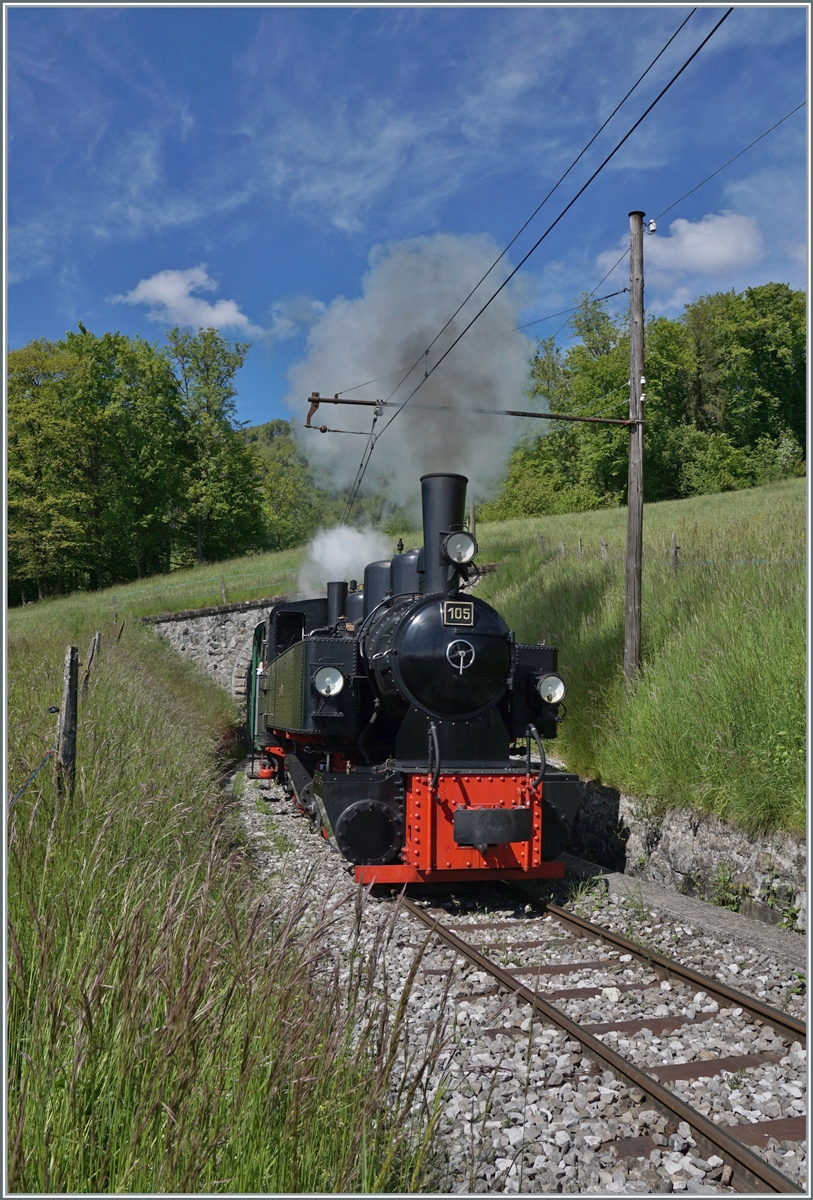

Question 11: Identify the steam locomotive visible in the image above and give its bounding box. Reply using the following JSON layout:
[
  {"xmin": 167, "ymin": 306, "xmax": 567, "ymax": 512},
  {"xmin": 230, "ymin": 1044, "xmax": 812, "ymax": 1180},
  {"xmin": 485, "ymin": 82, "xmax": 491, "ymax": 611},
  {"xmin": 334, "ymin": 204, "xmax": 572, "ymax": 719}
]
[{"xmin": 247, "ymin": 473, "xmax": 580, "ymax": 885}]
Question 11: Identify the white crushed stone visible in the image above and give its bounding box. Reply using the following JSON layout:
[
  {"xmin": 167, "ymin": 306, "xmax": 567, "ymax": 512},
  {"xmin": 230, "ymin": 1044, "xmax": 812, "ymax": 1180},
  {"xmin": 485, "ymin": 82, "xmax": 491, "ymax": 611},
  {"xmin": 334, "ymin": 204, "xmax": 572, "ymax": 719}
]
[{"xmin": 232, "ymin": 770, "xmax": 806, "ymax": 1193}]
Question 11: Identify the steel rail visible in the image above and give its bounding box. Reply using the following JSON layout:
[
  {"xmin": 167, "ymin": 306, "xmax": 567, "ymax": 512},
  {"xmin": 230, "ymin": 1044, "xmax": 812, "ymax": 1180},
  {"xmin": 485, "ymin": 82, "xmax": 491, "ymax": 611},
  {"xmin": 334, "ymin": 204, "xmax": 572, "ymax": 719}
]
[
  {"xmin": 534, "ymin": 899, "xmax": 806, "ymax": 1047},
  {"xmin": 401, "ymin": 897, "xmax": 802, "ymax": 1194}
]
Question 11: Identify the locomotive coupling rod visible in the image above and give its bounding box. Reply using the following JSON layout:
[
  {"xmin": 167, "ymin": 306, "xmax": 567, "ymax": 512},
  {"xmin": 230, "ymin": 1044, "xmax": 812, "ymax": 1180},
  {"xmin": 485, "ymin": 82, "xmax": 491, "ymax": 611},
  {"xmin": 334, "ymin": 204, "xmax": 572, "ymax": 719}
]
[{"xmin": 401, "ymin": 898, "xmax": 802, "ymax": 1194}]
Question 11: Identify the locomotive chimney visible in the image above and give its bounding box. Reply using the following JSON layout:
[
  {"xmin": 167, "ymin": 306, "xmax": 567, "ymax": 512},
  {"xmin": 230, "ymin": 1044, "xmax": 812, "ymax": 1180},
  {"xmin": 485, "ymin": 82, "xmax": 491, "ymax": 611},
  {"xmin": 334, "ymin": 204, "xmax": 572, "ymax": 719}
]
[
  {"xmin": 420, "ymin": 473, "xmax": 467, "ymax": 596},
  {"xmin": 326, "ymin": 580, "xmax": 348, "ymax": 628}
]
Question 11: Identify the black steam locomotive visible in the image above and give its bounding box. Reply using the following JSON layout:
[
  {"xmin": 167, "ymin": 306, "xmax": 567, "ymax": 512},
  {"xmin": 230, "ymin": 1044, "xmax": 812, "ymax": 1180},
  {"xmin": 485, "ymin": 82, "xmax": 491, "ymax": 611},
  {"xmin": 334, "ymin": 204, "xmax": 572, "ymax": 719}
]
[{"xmin": 247, "ymin": 473, "xmax": 579, "ymax": 884}]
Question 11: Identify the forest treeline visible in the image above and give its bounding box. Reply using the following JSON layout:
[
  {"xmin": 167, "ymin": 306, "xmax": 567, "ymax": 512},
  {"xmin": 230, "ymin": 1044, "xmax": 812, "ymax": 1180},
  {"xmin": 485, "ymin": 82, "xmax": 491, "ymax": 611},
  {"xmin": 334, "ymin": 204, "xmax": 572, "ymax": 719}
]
[
  {"xmin": 7, "ymin": 282, "xmax": 806, "ymax": 605},
  {"xmin": 8, "ymin": 327, "xmax": 265, "ymax": 604},
  {"xmin": 481, "ymin": 282, "xmax": 805, "ymax": 519}
]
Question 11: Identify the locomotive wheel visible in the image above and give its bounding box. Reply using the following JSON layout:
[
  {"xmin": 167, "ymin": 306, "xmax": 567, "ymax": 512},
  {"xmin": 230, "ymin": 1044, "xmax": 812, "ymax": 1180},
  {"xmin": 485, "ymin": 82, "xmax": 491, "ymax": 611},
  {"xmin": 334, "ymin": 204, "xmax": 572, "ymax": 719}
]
[{"xmin": 334, "ymin": 800, "xmax": 403, "ymax": 866}]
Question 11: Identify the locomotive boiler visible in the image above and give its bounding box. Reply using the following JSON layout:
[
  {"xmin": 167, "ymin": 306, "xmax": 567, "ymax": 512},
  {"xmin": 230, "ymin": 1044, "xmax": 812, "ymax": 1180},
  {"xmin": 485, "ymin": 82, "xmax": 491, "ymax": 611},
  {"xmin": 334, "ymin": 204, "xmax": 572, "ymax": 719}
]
[{"xmin": 247, "ymin": 472, "xmax": 580, "ymax": 885}]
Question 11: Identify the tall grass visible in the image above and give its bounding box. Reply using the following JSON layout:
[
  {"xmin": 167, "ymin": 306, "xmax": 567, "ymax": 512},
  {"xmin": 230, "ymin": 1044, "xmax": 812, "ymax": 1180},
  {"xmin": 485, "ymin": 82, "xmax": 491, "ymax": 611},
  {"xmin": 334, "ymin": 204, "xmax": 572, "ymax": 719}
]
[
  {"xmin": 7, "ymin": 600, "xmax": 441, "ymax": 1192},
  {"xmin": 475, "ymin": 479, "xmax": 805, "ymax": 836}
]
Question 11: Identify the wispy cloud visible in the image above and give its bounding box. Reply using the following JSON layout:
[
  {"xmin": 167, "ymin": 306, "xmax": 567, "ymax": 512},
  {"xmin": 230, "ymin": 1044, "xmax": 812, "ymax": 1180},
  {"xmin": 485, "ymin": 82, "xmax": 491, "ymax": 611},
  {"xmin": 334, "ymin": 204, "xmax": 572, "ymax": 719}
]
[
  {"xmin": 597, "ymin": 210, "xmax": 765, "ymax": 284},
  {"xmin": 111, "ymin": 266, "xmax": 262, "ymax": 333}
]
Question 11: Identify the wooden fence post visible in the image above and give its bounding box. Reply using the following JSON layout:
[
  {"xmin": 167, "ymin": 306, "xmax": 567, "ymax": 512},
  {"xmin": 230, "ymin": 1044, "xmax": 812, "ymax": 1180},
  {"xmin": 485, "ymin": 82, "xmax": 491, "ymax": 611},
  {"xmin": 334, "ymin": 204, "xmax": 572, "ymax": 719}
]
[
  {"xmin": 57, "ymin": 645, "xmax": 78, "ymax": 799},
  {"xmin": 560, "ymin": 539, "xmax": 566, "ymax": 557},
  {"xmin": 221, "ymin": 574, "xmax": 228, "ymax": 605},
  {"xmin": 671, "ymin": 532, "xmax": 679, "ymax": 578},
  {"xmin": 82, "ymin": 631, "xmax": 100, "ymax": 696},
  {"xmin": 537, "ymin": 533, "xmax": 545, "ymax": 554},
  {"xmin": 578, "ymin": 537, "xmax": 583, "ymax": 558},
  {"xmin": 600, "ymin": 537, "xmax": 608, "ymax": 563}
]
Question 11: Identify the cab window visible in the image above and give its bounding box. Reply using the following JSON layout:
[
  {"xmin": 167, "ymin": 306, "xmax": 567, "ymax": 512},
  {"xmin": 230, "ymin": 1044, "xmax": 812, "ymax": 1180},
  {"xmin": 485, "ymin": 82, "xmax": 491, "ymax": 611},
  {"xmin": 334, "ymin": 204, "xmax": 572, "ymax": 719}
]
[{"xmin": 275, "ymin": 611, "xmax": 305, "ymax": 654}]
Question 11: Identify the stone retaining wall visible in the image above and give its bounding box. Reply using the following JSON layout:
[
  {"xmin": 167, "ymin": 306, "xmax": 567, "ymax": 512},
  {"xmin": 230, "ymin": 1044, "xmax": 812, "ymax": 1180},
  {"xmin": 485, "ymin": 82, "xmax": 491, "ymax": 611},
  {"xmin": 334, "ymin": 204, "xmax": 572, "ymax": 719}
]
[
  {"xmin": 567, "ymin": 775, "xmax": 805, "ymax": 933},
  {"xmin": 144, "ymin": 595, "xmax": 292, "ymax": 705}
]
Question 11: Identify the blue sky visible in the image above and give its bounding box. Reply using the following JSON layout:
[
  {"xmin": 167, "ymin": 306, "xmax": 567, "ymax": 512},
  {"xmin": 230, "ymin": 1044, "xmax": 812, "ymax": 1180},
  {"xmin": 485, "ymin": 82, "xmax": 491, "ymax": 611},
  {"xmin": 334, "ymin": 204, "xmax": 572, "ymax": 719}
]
[{"xmin": 6, "ymin": 5, "xmax": 808, "ymax": 430}]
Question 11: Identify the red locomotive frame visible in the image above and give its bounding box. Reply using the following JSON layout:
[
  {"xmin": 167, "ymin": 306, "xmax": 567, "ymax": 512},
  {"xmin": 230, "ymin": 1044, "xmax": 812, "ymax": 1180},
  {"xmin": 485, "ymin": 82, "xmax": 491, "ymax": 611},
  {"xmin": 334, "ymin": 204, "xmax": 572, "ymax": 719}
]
[
  {"xmin": 356, "ymin": 771, "xmax": 564, "ymax": 885},
  {"xmin": 261, "ymin": 739, "xmax": 564, "ymax": 886}
]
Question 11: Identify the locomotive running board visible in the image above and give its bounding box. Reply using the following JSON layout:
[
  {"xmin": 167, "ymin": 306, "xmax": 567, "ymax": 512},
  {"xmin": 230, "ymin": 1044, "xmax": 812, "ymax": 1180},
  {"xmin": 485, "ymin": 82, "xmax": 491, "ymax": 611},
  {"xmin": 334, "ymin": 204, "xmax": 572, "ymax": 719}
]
[{"xmin": 355, "ymin": 863, "xmax": 565, "ymax": 885}]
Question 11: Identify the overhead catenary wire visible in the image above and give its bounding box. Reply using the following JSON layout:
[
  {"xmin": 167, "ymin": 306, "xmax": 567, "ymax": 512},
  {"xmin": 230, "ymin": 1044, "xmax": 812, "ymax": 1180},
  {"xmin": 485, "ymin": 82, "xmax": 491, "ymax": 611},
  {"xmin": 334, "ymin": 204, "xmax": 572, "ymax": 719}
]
[
  {"xmin": 341, "ymin": 7, "xmax": 733, "ymax": 521},
  {"xmin": 339, "ymin": 85, "xmax": 799, "ymax": 517},
  {"xmin": 570, "ymin": 99, "xmax": 808, "ymax": 309},
  {"xmin": 335, "ymin": 8, "xmax": 698, "ymax": 407}
]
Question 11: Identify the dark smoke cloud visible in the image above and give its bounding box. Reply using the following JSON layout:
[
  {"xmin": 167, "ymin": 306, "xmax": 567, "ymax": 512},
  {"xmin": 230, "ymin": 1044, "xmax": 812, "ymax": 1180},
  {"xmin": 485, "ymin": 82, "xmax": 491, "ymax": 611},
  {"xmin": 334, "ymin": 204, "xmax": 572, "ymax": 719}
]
[{"xmin": 285, "ymin": 233, "xmax": 538, "ymax": 513}]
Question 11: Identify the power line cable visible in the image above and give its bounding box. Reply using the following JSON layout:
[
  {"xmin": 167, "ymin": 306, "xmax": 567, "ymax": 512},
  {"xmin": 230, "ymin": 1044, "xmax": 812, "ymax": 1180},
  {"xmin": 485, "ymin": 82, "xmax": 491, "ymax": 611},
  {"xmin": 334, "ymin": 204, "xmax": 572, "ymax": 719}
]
[
  {"xmin": 548, "ymin": 98, "xmax": 806, "ymax": 345},
  {"xmin": 342, "ymin": 7, "xmax": 734, "ymax": 521},
  {"xmin": 340, "ymin": 81, "xmax": 795, "ymax": 517},
  {"xmin": 375, "ymin": 11, "xmax": 733, "ymax": 434},
  {"xmin": 654, "ymin": 99, "xmax": 805, "ymax": 221},
  {"xmin": 511, "ymin": 288, "xmax": 628, "ymax": 333},
  {"xmin": 338, "ymin": 7, "xmax": 698, "ymax": 410}
]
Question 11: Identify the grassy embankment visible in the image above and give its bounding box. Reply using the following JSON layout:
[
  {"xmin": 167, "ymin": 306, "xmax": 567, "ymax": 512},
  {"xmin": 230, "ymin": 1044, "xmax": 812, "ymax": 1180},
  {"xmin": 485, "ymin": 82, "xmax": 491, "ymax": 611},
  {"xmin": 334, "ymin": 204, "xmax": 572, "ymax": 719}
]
[
  {"xmin": 7, "ymin": 595, "xmax": 441, "ymax": 1193},
  {"xmin": 17, "ymin": 476, "xmax": 804, "ymax": 830},
  {"xmin": 474, "ymin": 478, "xmax": 805, "ymax": 837}
]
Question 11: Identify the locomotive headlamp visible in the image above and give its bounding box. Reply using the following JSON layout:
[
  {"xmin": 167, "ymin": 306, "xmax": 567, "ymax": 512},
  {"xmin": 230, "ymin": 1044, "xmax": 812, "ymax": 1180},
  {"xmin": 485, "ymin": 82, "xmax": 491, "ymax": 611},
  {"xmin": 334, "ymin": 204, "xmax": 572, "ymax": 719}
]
[
  {"xmin": 442, "ymin": 530, "xmax": 478, "ymax": 566},
  {"xmin": 314, "ymin": 666, "xmax": 344, "ymax": 697},
  {"xmin": 537, "ymin": 673, "xmax": 566, "ymax": 704}
]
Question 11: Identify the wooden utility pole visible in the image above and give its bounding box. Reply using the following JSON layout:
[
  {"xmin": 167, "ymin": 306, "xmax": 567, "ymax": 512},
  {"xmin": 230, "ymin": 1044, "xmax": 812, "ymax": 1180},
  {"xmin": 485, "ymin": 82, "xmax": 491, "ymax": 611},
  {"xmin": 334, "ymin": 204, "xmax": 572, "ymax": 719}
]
[
  {"xmin": 57, "ymin": 645, "xmax": 79, "ymax": 798},
  {"xmin": 624, "ymin": 211, "xmax": 645, "ymax": 685}
]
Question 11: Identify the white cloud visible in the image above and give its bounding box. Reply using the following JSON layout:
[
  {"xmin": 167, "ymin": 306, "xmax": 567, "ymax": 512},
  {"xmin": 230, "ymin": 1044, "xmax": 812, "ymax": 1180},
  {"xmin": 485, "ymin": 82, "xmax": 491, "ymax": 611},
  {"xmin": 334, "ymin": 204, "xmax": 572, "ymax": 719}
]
[
  {"xmin": 111, "ymin": 266, "xmax": 261, "ymax": 333},
  {"xmin": 644, "ymin": 211, "xmax": 764, "ymax": 274},
  {"xmin": 648, "ymin": 285, "xmax": 693, "ymax": 315},
  {"xmin": 784, "ymin": 241, "xmax": 806, "ymax": 267},
  {"xmin": 596, "ymin": 211, "xmax": 765, "ymax": 283}
]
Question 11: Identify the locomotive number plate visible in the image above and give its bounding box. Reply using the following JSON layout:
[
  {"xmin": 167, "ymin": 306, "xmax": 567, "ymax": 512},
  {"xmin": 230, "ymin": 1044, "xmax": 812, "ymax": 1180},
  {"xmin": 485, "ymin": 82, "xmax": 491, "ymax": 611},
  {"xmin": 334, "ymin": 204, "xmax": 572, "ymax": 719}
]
[{"xmin": 443, "ymin": 599, "xmax": 474, "ymax": 627}]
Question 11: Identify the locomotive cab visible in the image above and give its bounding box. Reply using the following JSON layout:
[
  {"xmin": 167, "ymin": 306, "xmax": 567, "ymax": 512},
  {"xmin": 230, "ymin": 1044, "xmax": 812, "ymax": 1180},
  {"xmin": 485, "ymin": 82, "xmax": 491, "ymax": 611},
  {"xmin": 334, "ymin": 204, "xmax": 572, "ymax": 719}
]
[{"xmin": 250, "ymin": 471, "xmax": 580, "ymax": 883}]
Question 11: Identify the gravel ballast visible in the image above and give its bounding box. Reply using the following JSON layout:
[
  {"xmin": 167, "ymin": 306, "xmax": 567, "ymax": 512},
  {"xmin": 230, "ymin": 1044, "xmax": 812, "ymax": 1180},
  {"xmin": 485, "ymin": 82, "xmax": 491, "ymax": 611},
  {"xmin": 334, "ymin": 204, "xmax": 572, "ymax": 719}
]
[{"xmin": 232, "ymin": 768, "xmax": 807, "ymax": 1194}]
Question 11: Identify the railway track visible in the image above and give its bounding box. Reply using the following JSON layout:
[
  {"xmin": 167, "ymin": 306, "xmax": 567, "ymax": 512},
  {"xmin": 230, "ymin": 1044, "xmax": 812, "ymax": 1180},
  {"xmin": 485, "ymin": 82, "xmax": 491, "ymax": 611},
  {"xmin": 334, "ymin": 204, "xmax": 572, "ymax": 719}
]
[
  {"xmin": 240, "ymin": 771, "xmax": 805, "ymax": 1193},
  {"xmin": 403, "ymin": 892, "xmax": 806, "ymax": 1193}
]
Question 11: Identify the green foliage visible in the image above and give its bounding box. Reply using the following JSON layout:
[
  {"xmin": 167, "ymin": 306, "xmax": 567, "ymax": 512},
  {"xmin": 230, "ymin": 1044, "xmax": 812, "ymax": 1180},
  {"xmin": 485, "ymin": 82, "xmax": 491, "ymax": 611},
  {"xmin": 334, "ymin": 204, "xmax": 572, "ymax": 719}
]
[
  {"xmin": 244, "ymin": 419, "xmax": 328, "ymax": 550},
  {"xmin": 475, "ymin": 479, "xmax": 805, "ymax": 837},
  {"xmin": 8, "ymin": 326, "xmax": 268, "ymax": 604},
  {"xmin": 7, "ymin": 600, "xmax": 439, "ymax": 1192},
  {"xmin": 482, "ymin": 284, "xmax": 805, "ymax": 521},
  {"xmin": 164, "ymin": 326, "xmax": 265, "ymax": 564}
]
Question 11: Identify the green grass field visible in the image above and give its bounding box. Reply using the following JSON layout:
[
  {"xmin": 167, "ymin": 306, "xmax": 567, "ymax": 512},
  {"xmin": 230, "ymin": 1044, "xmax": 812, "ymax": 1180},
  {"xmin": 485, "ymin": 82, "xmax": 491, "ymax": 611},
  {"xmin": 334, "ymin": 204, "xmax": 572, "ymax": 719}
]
[
  {"xmin": 7, "ymin": 597, "xmax": 438, "ymax": 1192},
  {"xmin": 472, "ymin": 478, "xmax": 805, "ymax": 836},
  {"xmin": 18, "ymin": 477, "xmax": 805, "ymax": 836}
]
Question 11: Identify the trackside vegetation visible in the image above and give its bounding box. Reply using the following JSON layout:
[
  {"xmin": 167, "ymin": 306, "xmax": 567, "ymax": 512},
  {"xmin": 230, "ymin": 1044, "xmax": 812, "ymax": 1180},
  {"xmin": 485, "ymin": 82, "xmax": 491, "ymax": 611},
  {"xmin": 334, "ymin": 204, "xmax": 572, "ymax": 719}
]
[
  {"xmin": 475, "ymin": 478, "xmax": 805, "ymax": 837},
  {"xmin": 7, "ymin": 600, "xmax": 441, "ymax": 1193}
]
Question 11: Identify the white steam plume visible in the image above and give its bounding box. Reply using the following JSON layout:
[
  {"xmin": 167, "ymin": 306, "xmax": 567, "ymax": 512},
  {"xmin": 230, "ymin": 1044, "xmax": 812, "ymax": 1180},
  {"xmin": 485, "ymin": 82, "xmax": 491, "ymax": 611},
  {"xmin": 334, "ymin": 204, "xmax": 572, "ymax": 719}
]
[
  {"xmin": 298, "ymin": 525, "xmax": 394, "ymax": 596},
  {"xmin": 286, "ymin": 233, "xmax": 536, "ymax": 513}
]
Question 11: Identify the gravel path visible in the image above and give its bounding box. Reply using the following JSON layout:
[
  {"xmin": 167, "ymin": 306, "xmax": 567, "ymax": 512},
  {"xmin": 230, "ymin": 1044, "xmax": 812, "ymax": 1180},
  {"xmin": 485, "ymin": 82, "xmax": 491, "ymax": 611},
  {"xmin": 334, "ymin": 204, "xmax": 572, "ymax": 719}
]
[{"xmin": 232, "ymin": 767, "xmax": 806, "ymax": 1194}]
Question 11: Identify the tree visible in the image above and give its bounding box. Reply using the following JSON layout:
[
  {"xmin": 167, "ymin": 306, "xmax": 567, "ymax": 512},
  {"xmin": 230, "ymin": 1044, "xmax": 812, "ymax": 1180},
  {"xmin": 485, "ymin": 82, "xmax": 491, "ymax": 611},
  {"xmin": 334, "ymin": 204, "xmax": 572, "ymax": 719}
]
[
  {"xmin": 163, "ymin": 327, "xmax": 265, "ymax": 564},
  {"xmin": 482, "ymin": 284, "xmax": 805, "ymax": 520},
  {"xmin": 61, "ymin": 327, "xmax": 187, "ymax": 585},
  {"xmin": 7, "ymin": 340, "xmax": 85, "ymax": 600}
]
